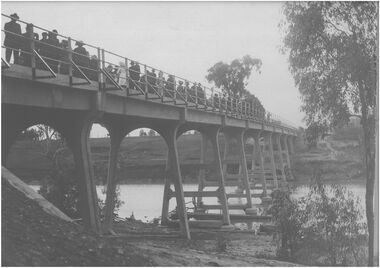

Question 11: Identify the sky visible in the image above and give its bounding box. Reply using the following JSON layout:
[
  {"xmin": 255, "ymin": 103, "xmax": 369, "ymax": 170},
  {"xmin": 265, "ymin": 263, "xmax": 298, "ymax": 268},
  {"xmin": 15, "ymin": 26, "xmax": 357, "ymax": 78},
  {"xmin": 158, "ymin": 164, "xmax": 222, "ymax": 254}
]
[{"xmin": 2, "ymin": 1, "xmax": 305, "ymax": 137}]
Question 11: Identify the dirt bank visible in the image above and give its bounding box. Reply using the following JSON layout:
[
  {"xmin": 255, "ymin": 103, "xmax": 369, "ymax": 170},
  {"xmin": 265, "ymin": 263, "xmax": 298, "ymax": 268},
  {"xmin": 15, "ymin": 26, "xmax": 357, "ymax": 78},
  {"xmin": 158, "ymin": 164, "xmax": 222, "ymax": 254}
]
[{"xmin": 2, "ymin": 178, "xmax": 300, "ymax": 266}]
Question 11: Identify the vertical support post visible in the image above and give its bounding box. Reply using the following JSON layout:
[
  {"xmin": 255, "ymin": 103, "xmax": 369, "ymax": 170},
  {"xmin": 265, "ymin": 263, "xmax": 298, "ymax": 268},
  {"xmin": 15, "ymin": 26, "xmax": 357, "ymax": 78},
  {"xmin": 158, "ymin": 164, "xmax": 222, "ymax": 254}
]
[
  {"xmin": 172, "ymin": 79, "xmax": 177, "ymax": 103},
  {"xmin": 282, "ymin": 134, "xmax": 293, "ymax": 181},
  {"xmin": 195, "ymin": 84, "xmax": 198, "ymax": 108},
  {"xmin": 211, "ymin": 87, "xmax": 214, "ymax": 111},
  {"xmin": 103, "ymin": 129, "xmax": 124, "ymax": 234},
  {"xmin": 254, "ymin": 131, "xmax": 267, "ymax": 197},
  {"xmin": 209, "ymin": 128, "xmax": 231, "ymax": 226},
  {"xmin": 203, "ymin": 86, "xmax": 207, "ymax": 109},
  {"xmin": 97, "ymin": 47, "xmax": 101, "ymax": 90},
  {"xmin": 68, "ymin": 116, "xmax": 101, "ymax": 234},
  {"xmin": 30, "ymin": 25, "xmax": 36, "ymax": 79},
  {"xmin": 144, "ymin": 65, "xmax": 148, "ymax": 99},
  {"xmin": 161, "ymin": 151, "xmax": 171, "ymax": 225},
  {"xmin": 125, "ymin": 58, "xmax": 129, "ymax": 96},
  {"xmin": 197, "ymin": 133, "xmax": 207, "ymax": 207},
  {"xmin": 164, "ymin": 126, "xmax": 190, "ymax": 239},
  {"xmin": 275, "ymin": 134, "xmax": 286, "ymax": 184},
  {"xmin": 101, "ymin": 49, "xmax": 105, "ymax": 89},
  {"xmin": 288, "ymin": 135, "xmax": 295, "ymax": 155},
  {"xmin": 267, "ymin": 132, "xmax": 279, "ymax": 189},
  {"xmin": 236, "ymin": 130, "xmax": 253, "ymax": 210}
]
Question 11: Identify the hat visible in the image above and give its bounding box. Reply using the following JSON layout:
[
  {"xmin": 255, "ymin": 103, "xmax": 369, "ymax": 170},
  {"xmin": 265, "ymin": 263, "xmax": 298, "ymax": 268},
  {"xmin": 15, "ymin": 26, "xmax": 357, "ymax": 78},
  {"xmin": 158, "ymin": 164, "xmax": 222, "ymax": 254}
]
[
  {"xmin": 52, "ymin": 29, "xmax": 58, "ymax": 34},
  {"xmin": 10, "ymin": 13, "xmax": 19, "ymax": 20},
  {"xmin": 179, "ymin": 81, "xmax": 183, "ymax": 84},
  {"xmin": 75, "ymin": 41, "xmax": 84, "ymax": 46},
  {"xmin": 42, "ymin": 32, "xmax": 48, "ymax": 36},
  {"xmin": 26, "ymin": 23, "xmax": 33, "ymax": 29}
]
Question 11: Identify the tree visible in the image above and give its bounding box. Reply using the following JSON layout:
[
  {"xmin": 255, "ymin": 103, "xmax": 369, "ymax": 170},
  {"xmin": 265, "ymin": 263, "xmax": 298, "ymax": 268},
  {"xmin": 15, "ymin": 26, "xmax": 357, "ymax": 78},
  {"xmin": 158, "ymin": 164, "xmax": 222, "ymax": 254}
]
[
  {"xmin": 280, "ymin": 2, "xmax": 377, "ymax": 265},
  {"xmin": 148, "ymin": 129, "xmax": 156, "ymax": 136},
  {"xmin": 206, "ymin": 55, "xmax": 262, "ymax": 98}
]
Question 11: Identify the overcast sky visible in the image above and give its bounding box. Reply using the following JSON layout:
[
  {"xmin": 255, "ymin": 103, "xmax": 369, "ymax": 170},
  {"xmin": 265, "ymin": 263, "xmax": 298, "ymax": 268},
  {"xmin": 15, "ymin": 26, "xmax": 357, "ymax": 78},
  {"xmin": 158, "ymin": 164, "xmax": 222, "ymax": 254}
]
[{"xmin": 2, "ymin": 1, "xmax": 304, "ymax": 137}]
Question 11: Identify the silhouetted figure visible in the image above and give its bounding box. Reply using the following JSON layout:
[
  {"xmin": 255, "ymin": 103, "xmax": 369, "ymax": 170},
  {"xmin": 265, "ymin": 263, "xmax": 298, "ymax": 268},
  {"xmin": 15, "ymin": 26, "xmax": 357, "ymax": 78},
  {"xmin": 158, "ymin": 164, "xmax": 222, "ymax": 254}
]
[
  {"xmin": 88, "ymin": 55, "xmax": 99, "ymax": 81},
  {"xmin": 147, "ymin": 68, "xmax": 157, "ymax": 94},
  {"xmin": 59, "ymin": 39, "xmax": 69, "ymax": 74},
  {"xmin": 177, "ymin": 80, "xmax": 185, "ymax": 101},
  {"xmin": 157, "ymin": 70, "xmax": 164, "ymax": 96},
  {"xmin": 213, "ymin": 93, "xmax": 220, "ymax": 109},
  {"xmin": 36, "ymin": 32, "xmax": 49, "ymax": 69},
  {"xmin": 165, "ymin": 75, "xmax": 175, "ymax": 98},
  {"xmin": 129, "ymin": 61, "xmax": 141, "ymax": 90},
  {"xmin": 4, "ymin": 13, "xmax": 21, "ymax": 64},
  {"xmin": 72, "ymin": 41, "xmax": 89, "ymax": 77},
  {"xmin": 189, "ymin": 83, "xmax": 197, "ymax": 103},
  {"xmin": 20, "ymin": 23, "xmax": 34, "ymax": 67},
  {"xmin": 196, "ymin": 83, "xmax": 205, "ymax": 105},
  {"xmin": 46, "ymin": 29, "xmax": 60, "ymax": 73}
]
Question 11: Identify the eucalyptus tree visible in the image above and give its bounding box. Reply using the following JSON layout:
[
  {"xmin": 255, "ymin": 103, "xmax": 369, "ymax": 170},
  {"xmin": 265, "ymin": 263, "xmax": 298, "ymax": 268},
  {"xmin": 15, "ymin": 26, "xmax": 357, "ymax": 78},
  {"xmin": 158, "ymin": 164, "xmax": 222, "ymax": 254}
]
[
  {"xmin": 206, "ymin": 55, "xmax": 262, "ymax": 98},
  {"xmin": 280, "ymin": 2, "xmax": 377, "ymax": 265}
]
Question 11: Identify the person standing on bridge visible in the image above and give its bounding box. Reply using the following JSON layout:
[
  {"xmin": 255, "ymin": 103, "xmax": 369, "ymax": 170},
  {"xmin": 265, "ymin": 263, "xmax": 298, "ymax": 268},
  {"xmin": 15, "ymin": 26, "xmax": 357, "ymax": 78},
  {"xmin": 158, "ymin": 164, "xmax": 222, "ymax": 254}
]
[
  {"xmin": 129, "ymin": 61, "xmax": 141, "ymax": 90},
  {"xmin": 4, "ymin": 13, "xmax": 22, "ymax": 64},
  {"xmin": 45, "ymin": 30, "xmax": 60, "ymax": 73},
  {"xmin": 20, "ymin": 23, "xmax": 34, "ymax": 67},
  {"xmin": 72, "ymin": 41, "xmax": 89, "ymax": 78},
  {"xmin": 59, "ymin": 40, "xmax": 69, "ymax": 75}
]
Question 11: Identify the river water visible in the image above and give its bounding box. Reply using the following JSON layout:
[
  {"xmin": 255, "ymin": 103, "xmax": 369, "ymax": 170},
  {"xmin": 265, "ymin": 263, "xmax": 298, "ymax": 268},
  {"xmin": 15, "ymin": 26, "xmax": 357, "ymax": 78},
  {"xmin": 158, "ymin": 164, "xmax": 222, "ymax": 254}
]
[{"xmin": 31, "ymin": 182, "xmax": 366, "ymax": 227}]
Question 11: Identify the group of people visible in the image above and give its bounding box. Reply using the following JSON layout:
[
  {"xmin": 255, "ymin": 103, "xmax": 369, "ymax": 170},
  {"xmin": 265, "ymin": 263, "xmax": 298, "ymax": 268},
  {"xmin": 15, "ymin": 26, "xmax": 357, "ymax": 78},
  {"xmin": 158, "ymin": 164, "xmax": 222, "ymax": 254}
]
[
  {"xmin": 3, "ymin": 13, "xmax": 98, "ymax": 79},
  {"xmin": 3, "ymin": 13, "xmax": 265, "ymax": 120}
]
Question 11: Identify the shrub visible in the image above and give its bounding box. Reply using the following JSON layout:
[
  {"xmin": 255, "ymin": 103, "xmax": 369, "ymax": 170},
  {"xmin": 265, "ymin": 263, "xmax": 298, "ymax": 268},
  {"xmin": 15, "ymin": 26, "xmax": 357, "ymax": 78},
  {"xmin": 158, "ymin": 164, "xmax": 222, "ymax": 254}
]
[{"xmin": 269, "ymin": 174, "xmax": 367, "ymax": 265}]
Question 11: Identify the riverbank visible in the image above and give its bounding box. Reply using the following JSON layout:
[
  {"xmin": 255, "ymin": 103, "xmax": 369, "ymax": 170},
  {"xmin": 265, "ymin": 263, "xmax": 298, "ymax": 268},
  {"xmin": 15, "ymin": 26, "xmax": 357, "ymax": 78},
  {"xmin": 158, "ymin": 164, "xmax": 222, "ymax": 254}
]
[{"xmin": 2, "ymin": 178, "xmax": 299, "ymax": 266}]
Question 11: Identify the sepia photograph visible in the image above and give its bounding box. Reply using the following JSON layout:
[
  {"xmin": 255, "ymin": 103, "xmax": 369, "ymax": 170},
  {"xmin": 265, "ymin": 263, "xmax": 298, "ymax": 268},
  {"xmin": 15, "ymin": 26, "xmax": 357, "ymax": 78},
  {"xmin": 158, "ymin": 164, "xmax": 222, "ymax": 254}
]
[{"xmin": 1, "ymin": 1, "xmax": 378, "ymax": 266}]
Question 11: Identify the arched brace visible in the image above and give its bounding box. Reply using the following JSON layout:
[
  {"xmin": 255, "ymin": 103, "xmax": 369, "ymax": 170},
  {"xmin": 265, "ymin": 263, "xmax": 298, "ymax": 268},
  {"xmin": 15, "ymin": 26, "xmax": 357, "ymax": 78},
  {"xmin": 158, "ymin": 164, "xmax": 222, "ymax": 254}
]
[
  {"xmin": 263, "ymin": 131, "xmax": 279, "ymax": 189},
  {"xmin": 100, "ymin": 118, "xmax": 174, "ymax": 234},
  {"xmin": 64, "ymin": 111, "xmax": 103, "ymax": 234},
  {"xmin": 160, "ymin": 123, "xmax": 191, "ymax": 239},
  {"xmin": 220, "ymin": 128, "xmax": 253, "ymax": 210},
  {"xmin": 249, "ymin": 130, "xmax": 268, "ymax": 198},
  {"xmin": 281, "ymin": 134, "xmax": 294, "ymax": 181},
  {"xmin": 199, "ymin": 127, "xmax": 231, "ymax": 225},
  {"xmin": 273, "ymin": 133, "xmax": 286, "ymax": 184}
]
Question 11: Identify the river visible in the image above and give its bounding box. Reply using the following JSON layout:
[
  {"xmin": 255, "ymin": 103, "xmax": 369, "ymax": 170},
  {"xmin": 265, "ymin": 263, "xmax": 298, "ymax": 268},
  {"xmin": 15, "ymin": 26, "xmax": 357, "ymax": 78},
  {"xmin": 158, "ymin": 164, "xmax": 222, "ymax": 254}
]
[{"xmin": 30, "ymin": 182, "xmax": 366, "ymax": 228}]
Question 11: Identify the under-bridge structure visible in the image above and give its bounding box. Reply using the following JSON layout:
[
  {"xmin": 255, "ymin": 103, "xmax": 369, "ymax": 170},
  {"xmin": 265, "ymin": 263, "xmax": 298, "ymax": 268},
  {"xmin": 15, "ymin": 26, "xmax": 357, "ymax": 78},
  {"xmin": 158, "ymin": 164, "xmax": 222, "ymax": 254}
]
[{"xmin": 2, "ymin": 14, "xmax": 298, "ymax": 239}]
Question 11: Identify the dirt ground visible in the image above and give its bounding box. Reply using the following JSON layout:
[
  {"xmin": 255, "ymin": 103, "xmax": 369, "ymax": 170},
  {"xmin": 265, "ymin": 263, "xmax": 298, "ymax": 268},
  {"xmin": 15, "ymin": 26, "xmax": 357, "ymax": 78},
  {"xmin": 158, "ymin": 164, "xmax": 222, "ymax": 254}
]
[{"xmin": 2, "ymin": 179, "xmax": 298, "ymax": 266}]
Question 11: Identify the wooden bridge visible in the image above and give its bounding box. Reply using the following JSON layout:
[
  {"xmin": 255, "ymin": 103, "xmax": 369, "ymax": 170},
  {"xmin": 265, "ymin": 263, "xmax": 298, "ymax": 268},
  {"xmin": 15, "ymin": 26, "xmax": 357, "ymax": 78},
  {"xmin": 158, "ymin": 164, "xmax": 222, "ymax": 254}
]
[{"xmin": 2, "ymin": 13, "xmax": 298, "ymax": 239}]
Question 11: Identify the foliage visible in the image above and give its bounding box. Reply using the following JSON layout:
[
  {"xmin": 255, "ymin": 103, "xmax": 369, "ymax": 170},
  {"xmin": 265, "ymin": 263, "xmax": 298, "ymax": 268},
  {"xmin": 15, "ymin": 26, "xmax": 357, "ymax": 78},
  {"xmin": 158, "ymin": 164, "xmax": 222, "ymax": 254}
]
[
  {"xmin": 18, "ymin": 128, "xmax": 41, "ymax": 141},
  {"xmin": 280, "ymin": 2, "xmax": 377, "ymax": 264},
  {"xmin": 139, "ymin": 129, "xmax": 147, "ymax": 136},
  {"xmin": 305, "ymin": 122, "xmax": 328, "ymax": 148},
  {"xmin": 148, "ymin": 129, "xmax": 156, "ymax": 137},
  {"xmin": 206, "ymin": 55, "xmax": 262, "ymax": 98},
  {"xmin": 39, "ymin": 144, "xmax": 123, "ymax": 222},
  {"xmin": 269, "ymin": 176, "xmax": 368, "ymax": 266}
]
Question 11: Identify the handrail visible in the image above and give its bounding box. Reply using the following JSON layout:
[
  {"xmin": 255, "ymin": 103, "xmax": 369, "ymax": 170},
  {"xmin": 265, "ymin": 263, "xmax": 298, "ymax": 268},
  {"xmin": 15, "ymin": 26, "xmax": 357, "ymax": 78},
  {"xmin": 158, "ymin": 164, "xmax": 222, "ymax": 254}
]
[{"xmin": 1, "ymin": 13, "xmax": 298, "ymax": 132}]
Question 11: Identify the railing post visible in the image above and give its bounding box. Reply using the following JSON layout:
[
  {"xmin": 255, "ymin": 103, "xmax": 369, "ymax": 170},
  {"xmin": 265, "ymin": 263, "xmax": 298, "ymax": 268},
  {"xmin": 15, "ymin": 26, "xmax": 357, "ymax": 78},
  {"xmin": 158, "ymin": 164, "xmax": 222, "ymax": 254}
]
[
  {"xmin": 101, "ymin": 49, "xmax": 105, "ymax": 89},
  {"xmin": 195, "ymin": 84, "xmax": 198, "ymax": 108},
  {"xmin": 173, "ymin": 79, "xmax": 177, "ymax": 103},
  {"xmin": 97, "ymin": 48, "xmax": 102, "ymax": 90},
  {"xmin": 185, "ymin": 81, "xmax": 188, "ymax": 105},
  {"xmin": 203, "ymin": 86, "xmax": 207, "ymax": 109},
  {"xmin": 144, "ymin": 65, "xmax": 148, "ymax": 99},
  {"xmin": 125, "ymin": 58, "xmax": 129, "ymax": 96},
  {"xmin": 68, "ymin": 38, "xmax": 73, "ymax": 86},
  {"xmin": 211, "ymin": 88, "xmax": 214, "ymax": 111},
  {"xmin": 30, "ymin": 25, "xmax": 36, "ymax": 79}
]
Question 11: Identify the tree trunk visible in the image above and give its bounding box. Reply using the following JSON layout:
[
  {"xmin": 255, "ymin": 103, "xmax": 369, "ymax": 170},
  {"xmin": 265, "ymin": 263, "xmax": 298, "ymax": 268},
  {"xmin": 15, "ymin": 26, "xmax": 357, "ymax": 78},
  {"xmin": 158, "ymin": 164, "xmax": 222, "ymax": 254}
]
[{"xmin": 359, "ymin": 82, "xmax": 376, "ymax": 266}]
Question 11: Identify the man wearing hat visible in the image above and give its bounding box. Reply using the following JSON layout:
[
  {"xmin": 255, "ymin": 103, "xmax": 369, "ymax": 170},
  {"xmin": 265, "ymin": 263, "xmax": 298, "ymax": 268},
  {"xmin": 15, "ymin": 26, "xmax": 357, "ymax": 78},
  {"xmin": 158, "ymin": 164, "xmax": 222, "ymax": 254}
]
[
  {"xmin": 20, "ymin": 23, "xmax": 34, "ymax": 67},
  {"xmin": 4, "ymin": 13, "xmax": 22, "ymax": 64},
  {"xmin": 73, "ymin": 41, "xmax": 89, "ymax": 77},
  {"xmin": 46, "ymin": 29, "xmax": 60, "ymax": 72}
]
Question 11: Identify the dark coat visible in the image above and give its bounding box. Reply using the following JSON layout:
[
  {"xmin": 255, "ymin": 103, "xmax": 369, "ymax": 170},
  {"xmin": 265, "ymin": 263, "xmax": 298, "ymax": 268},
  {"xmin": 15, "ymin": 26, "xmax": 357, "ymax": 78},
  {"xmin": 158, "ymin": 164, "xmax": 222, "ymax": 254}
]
[
  {"xmin": 4, "ymin": 21, "xmax": 22, "ymax": 48},
  {"xmin": 129, "ymin": 64, "xmax": 141, "ymax": 81},
  {"xmin": 73, "ymin": 46, "xmax": 89, "ymax": 67}
]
